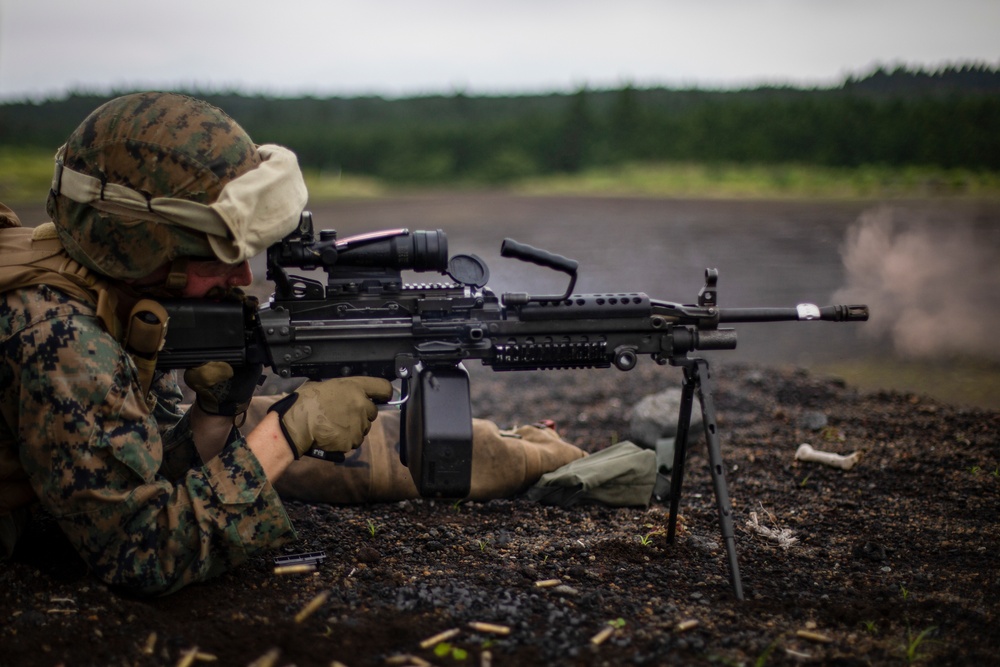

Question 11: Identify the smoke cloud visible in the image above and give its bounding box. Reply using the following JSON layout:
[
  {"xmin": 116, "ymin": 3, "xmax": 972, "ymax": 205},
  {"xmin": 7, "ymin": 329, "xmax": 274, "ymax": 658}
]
[{"xmin": 834, "ymin": 206, "xmax": 1000, "ymax": 360}]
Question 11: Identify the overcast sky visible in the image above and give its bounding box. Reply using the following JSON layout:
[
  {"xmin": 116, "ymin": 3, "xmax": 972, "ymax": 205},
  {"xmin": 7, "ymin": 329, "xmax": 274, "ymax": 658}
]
[{"xmin": 1, "ymin": 0, "xmax": 997, "ymax": 101}]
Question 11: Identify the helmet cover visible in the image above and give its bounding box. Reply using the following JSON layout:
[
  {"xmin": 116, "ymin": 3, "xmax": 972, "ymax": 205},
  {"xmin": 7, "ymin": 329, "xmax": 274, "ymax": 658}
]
[{"xmin": 46, "ymin": 92, "xmax": 262, "ymax": 280}]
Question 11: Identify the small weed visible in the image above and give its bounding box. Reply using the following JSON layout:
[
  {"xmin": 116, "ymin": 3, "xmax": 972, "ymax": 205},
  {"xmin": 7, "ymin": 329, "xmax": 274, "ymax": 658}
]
[
  {"xmin": 893, "ymin": 583, "xmax": 939, "ymax": 663},
  {"xmin": 433, "ymin": 642, "xmax": 468, "ymax": 661},
  {"xmin": 799, "ymin": 473, "xmax": 812, "ymax": 487},
  {"xmin": 366, "ymin": 518, "xmax": 378, "ymax": 537},
  {"xmin": 477, "ymin": 539, "xmax": 490, "ymax": 552},
  {"xmin": 967, "ymin": 465, "xmax": 982, "ymax": 475},
  {"xmin": 607, "ymin": 618, "xmax": 627, "ymax": 629},
  {"xmin": 861, "ymin": 620, "xmax": 878, "ymax": 635},
  {"xmin": 904, "ymin": 626, "xmax": 937, "ymax": 663},
  {"xmin": 753, "ymin": 640, "xmax": 777, "ymax": 667},
  {"xmin": 821, "ymin": 426, "xmax": 844, "ymax": 442},
  {"xmin": 637, "ymin": 531, "xmax": 662, "ymax": 546},
  {"xmin": 992, "ymin": 466, "xmax": 1000, "ymax": 478},
  {"xmin": 451, "ymin": 499, "xmax": 465, "ymax": 513}
]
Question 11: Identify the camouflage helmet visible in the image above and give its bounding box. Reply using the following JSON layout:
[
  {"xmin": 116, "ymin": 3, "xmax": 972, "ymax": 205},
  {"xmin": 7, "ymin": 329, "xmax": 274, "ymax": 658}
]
[{"xmin": 46, "ymin": 92, "xmax": 305, "ymax": 280}]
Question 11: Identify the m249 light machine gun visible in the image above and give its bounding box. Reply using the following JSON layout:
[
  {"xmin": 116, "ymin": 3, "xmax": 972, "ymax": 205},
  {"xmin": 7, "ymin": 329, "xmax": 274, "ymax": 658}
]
[{"xmin": 157, "ymin": 212, "xmax": 869, "ymax": 599}]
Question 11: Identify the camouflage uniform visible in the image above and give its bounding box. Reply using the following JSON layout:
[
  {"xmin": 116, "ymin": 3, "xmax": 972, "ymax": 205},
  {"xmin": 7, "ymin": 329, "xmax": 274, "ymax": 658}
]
[
  {"xmin": 0, "ymin": 223, "xmax": 295, "ymax": 595},
  {"xmin": 0, "ymin": 93, "xmax": 301, "ymax": 595}
]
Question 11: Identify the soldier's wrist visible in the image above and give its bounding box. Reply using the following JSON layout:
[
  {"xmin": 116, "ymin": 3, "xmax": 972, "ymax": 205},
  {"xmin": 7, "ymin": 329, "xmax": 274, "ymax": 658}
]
[{"xmin": 267, "ymin": 393, "xmax": 302, "ymax": 459}]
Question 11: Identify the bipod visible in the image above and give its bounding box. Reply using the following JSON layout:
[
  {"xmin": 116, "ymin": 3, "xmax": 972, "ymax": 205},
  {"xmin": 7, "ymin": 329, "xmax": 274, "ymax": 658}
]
[{"xmin": 665, "ymin": 357, "xmax": 745, "ymax": 600}]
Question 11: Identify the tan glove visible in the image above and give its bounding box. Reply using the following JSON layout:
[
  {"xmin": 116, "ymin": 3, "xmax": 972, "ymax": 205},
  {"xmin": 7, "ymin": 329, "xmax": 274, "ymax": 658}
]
[
  {"xmin": 268, "ymin": 377, "xmax": 394, "ymax": 459},
  {"xmin": 184, "ymin": 361, "xmax": 264, "ymax": 417}
]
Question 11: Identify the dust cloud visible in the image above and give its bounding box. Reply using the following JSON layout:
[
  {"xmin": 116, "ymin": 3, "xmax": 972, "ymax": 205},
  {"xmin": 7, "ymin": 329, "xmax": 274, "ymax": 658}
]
[{"xmin": 834, "ymin": 206, "xmax": 1000, "ymax": 360}]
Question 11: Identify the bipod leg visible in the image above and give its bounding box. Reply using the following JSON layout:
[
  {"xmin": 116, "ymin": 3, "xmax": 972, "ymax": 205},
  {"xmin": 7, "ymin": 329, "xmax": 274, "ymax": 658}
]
[
  {"xmin": 693, "ymin": 359, "xmax": 744, "ymax": 600},
  {"xmin": 665, "ymin": 364, "xmax": 698, "ymax": 545}
]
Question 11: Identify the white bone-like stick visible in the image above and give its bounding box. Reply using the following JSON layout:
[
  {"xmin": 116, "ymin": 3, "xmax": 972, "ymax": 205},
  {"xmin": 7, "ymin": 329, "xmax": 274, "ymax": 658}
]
[{"xmin": 795, "ymin": 443, "xmax": 860, "ymax": 470}]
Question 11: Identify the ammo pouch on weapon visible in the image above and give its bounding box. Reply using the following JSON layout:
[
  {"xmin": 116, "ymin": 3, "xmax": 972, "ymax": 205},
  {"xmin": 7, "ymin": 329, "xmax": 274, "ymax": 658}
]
[{"xmin": 525, "ymin": 441, "xmax": 657, "ymax": 508}]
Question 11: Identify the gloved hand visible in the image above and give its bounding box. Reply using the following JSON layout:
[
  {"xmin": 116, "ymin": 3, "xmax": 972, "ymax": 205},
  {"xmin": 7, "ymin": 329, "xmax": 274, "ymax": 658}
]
[
  {"xmin": 183, "ymin": 361, "xmax": 264, "ymax": 417},
  {"xmin": 268, "ymin": 377, "xmax": 394, "ymax": 459}
]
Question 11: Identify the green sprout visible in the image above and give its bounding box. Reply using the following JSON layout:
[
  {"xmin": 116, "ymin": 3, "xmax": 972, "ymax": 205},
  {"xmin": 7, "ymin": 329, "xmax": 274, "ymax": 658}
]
[
  {"xmin": 821, "ymin": 426, "xmax": 843, "ymax": 442},
  {"xmin": 637, "ymin": 532, "xmax": 660, "ymax": 546},
  {"xmin": 366, "ymin": 518, "xmax": 378, "ymax": 537},
  {"xmin": 477, "ymin": 539, "xmax": 490, "ymax": 552},
  {"xmin": 861, "ymin": 620, "xmax": 878, "ymax": 635},
  {"xmin": 753, "ymin": 640, "xmax": 777, "ymax": 667},
  {"xmin": 433, "ymin": 642, "xmax": 468, "ymax": 661},
  {"xmin": 904, "ymin": 626, "xmax": 937, "ymax": 663},
  {"xmin": 607, "ymin": 618, "xmax": 627, "ymax": 629}
]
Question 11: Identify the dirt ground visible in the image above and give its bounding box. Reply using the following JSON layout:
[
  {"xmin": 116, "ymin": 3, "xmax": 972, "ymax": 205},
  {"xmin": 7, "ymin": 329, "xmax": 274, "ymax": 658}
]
[
  {"xmin": 2, "ymin": 196, "xmax": 998, "ymax": 666},
  {"xmin": 3, "ymin": 362, "xmax": 997, "ymax": 666}
]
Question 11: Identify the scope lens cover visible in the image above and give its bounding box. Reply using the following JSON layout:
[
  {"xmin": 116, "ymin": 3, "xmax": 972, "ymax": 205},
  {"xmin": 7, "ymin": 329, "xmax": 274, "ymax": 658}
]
[{"xmin": 447, "ymin": 254, "xmax": 490, "ymax": 288}]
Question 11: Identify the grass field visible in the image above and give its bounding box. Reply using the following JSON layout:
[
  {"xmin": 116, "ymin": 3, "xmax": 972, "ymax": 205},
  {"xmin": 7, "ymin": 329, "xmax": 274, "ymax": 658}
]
[
  {"xmin": 514, "ymin": 162, "xmax": 1000, "ymax": 201},
  {"xmin": 3, "ymin": 146, "xmax": 1000, "ymax": 204},
  {"xmin": 0, "ymin": 148, "xmax": 56, "ymax": 204}
]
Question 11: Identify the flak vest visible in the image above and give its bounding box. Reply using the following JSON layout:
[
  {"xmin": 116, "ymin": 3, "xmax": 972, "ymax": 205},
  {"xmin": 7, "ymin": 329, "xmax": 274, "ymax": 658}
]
[{"xmin": 0, "ymin": 219, "xmax": 167, "ymax": 514}]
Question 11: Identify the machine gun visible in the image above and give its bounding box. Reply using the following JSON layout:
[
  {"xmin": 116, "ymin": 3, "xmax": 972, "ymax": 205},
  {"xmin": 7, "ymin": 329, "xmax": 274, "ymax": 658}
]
[{"xmin": 157, "ymin": 212, "xmax": 868, "ymax": 598}]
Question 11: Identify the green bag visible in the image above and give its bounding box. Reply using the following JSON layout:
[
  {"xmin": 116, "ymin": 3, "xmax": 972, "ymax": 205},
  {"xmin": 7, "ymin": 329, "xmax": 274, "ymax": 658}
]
[{"xmin": 526, "ymin": 441, "xmax": 657, "ymax": 507}]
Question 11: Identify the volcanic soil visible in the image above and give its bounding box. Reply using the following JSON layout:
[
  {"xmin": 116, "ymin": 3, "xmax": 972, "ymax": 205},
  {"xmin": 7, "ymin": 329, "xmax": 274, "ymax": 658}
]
[{"xmin": 2, "ymin": 361, "xmax": 997, "ymax": 667}]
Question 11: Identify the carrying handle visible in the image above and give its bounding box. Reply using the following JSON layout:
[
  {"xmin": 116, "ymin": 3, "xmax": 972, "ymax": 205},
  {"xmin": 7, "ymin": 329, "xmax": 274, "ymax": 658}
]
[{"xmin": 500, "ymin": 238, "xmax": 579, "ymax": 304}]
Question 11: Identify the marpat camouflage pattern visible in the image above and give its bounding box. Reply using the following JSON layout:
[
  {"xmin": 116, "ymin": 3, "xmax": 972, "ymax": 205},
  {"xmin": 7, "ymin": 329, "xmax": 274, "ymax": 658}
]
[{"xmin": 0, "ymin": 280, "xmax": 295, "ymax": 595}]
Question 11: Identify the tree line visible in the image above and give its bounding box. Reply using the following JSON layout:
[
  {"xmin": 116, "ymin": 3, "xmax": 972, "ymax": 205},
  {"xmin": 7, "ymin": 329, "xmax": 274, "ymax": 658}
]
[{"xmin": 2, "ymin": 63, "xmax": 998, "ymax": 183}]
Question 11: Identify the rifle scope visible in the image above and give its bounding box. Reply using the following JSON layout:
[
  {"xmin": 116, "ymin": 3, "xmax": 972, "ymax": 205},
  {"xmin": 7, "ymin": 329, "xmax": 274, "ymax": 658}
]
[
  {"xmin": 274, "ymin": 227, "xmax": 450, "ymax": 273},
  {"xmin": 334, "ymin": 229, "xmax": 449, "ymax": 272}
]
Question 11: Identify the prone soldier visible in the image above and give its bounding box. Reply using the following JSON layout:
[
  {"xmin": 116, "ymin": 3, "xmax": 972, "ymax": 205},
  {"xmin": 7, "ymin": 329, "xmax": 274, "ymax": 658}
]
[
  {"xmin": 0, "ymin": 92, "xmax": 397, "ymax": 594},
  {"xmin": 0, "ymin": 92, "xmax": 585, "ymax": 594}
]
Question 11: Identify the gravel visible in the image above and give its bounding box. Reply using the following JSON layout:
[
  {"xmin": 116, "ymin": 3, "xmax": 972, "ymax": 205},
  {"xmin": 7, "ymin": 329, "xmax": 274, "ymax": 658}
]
[{"xmin": 2, "ymin": 361, "xmax": 998, "ymax": 666}]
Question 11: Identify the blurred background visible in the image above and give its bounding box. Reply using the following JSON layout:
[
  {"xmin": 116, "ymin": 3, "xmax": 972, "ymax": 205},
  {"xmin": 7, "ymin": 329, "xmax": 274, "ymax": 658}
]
[{"xmin": 1, "ymin": 0, "xmax": 998, "ymax": 409}]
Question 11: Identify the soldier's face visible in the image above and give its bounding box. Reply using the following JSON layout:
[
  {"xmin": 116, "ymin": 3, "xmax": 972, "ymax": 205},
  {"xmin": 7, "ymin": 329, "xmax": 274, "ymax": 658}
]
[{"xmin": 181, "ymin": 260, "xmax": 253, "ymax": 298}]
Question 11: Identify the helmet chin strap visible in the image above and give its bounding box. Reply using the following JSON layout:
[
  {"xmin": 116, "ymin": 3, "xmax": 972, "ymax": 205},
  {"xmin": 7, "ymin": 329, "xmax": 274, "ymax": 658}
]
[
  {"xmin": 120, "ymin": 257, "xmax": 246, "ymax": 301},
  {"xmin": 119, "ymin": 258, "xmax": 188, "ymax": 298},
  {"xmin": 129, "ymin": 258, "xmax": 245, "ymax": 300}
]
